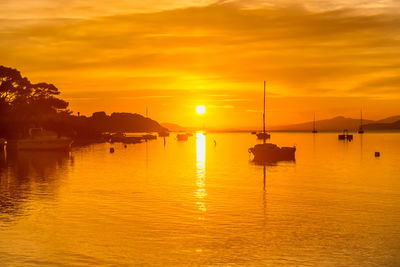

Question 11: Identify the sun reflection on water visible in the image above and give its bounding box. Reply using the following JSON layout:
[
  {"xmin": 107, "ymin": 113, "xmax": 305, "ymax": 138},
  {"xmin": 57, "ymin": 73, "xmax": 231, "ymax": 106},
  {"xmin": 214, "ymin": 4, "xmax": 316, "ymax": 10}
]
[{"xmin": 195, "ymin": 132, "xmax": 207, "ymax": 214}]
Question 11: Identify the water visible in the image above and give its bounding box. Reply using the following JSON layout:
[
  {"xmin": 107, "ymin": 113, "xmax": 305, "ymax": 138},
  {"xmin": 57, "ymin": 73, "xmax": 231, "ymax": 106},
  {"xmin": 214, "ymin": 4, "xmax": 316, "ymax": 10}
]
[{"xmin": 0, "ymin": 133, "xmax": 400, "ymax": 266}]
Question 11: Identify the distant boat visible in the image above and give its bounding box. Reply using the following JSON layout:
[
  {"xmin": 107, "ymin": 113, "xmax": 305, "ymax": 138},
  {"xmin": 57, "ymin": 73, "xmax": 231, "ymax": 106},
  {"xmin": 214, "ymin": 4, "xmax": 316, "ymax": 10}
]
[
  {"xmin": 256, "ymin": 132, "xmax": 271, "ymax": 140},
  {"xmin": 142, "ymin": 134, "xmax": 157, "ymax": 140},
  {"xmin": 338, "ymin": 129, "xmax": 353, "ymax": 141},
  {"xmin": 312, "ymin": 112, "xmax": 318, "ymax": 133},
  {"xmin": 177, "ymin": 134, "xmax": 188, "ymax": 141},
  {"xmin": 249, "ymin": 82, "xmax": 296, "ymax": 162},
  {"xmin": 358, "ymin": 109, "xmax": 364, "ymax": 134},
  {"xmin": 158, "ymin": 131, "xmax": 169, "ymax": 137},
  {"xmin": 7, "ymin": 128, "xmax": 72, "ymax": 150},
  {"xmin": 110, "ymin": 132, "xmax": 142, "ymax": 144},
  {"xmin": 251, "ymin": 131, "xmax": 256, "ymax": 135}
]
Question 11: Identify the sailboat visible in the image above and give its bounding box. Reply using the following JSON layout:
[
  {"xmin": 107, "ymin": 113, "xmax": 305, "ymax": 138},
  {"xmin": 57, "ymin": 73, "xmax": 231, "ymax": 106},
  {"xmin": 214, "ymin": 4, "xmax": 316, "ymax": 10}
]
[
  {"xmin": 312, "ymin": 112, "xmax": 318, "ymax": 133},
  {"xmin": 249, "ymin": 82, "xmax": 296, "ymax": 162},
  {"xmin": 358, "ymin": 109, "xmax": 364, "ymax": 134},
  {"xmin": 256, "ymin": 82, "xmax": 270, "ymax": 140}
]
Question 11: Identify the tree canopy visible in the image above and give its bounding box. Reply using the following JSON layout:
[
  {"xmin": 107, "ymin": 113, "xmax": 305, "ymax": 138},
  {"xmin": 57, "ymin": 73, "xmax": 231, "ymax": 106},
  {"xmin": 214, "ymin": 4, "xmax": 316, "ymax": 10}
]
[
  {"xmin": 0, "ymin": 65, "xmax": 69, "ymax": 137},
  {"xmin": 0, "ymin": 65, "xmax": 68, "ymax": 114},
  {"xmin": 0, "ymin": 65, "xmax": 167, "ymax": 140}
]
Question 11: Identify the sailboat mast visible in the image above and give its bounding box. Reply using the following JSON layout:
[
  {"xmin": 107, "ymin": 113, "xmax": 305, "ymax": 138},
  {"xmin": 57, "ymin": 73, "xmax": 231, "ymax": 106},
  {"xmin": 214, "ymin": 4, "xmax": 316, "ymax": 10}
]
[
  {"xmin": 360, "ymin": 109, "xmax": 363, "ymax": 128},
  {"xmin": 313, "ymin": 112, "xmax": 316, "ymax": 132},
  {"xmin": 263, "ymin": 81, "xmax": 266, "ymax": 136}
]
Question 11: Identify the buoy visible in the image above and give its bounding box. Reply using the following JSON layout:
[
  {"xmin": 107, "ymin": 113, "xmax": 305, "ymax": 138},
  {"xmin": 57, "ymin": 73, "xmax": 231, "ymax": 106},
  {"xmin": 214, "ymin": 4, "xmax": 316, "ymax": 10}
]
[
  {"xmin": 375, "ymin": 152, "xmax": 380, "ymax": 157},
  {"xmin": 110, "ymin": 147, "xmax": 115, "ymax": 153},
  {"xmin": 124, "ymin": 144, "xmax": 127, "ymax": 148}
]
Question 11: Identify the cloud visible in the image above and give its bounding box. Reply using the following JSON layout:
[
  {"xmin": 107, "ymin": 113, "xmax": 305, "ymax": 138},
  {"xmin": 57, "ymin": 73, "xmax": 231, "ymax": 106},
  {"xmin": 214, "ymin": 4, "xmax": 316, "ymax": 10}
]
[
  {"xmin": 3, "ymin": 4, "xmax": 398, "ymax": 93},
  {"xmin": 1, "ymin": 2, "xmax": 399, "ymax": 126}
]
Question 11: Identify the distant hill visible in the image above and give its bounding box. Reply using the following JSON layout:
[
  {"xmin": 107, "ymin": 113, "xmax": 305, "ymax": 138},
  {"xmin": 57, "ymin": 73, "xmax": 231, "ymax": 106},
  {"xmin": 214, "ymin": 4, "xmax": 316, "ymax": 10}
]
[
  {"xmin": 273, "ymin": 116, "xmax": 373, "ymax": 131},
  {"xmin": 161, "ymin": 122, "xmax": 186, "ymax": 132},
  {"xmin": 374, "ymin": 116, "xmax": 400, "ymax": 124},
  {"xmin": 270, "ymin": 115, "xmax": 400, "ymax": 131},
  {"xmin": 363, "ymin": 120, "xmax": 400, "ymax": 130},
  {"xmin": 89, "ymin": 112, "xmax": 167, "ymax": 133}
]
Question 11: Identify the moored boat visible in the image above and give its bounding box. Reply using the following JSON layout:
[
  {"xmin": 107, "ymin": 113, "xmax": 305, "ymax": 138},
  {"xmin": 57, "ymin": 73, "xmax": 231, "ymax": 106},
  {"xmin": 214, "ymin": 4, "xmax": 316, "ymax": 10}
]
[
  {"xmin": 312, "ymin": 112, "xmax": 318, "ymax": 133},
  {"xmin": 110, "ymin": 132, "xmax": 142, "ymax": 144},
  {"xmin": 142, "ymin": 134, "xmax": 157, "ymax": 140},
  {"xmin": 249, "ymin": 81, "xmax": 296, "ymax": 162},
  {"xmin": 123, "ymin": 137, "xmax": 142, "ymax": 144},
  {"xmin": 358, "ymin": 109, "xmax": 364, "ymax": 134},
  {"xmin": 338, "ymin": 129, "xmax": 353, "ymax": 141},
  {"xmin": 158, "ymin": 131, "xmax": 170, "ymax": 137},
  {"xmin": 249, "ymin": 143, "xmax": 296, "ymax": 162},
  {"xmin": 7, "ymin": 128, "xmax": 72, "ymax": 150},
  {"xmin": 256, "ymin": 132, "xmax": 271, "ymax": 140}
]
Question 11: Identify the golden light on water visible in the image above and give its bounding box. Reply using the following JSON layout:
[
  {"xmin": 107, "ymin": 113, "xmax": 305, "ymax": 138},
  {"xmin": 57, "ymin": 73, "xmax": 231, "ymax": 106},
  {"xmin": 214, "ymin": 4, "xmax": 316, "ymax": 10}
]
[
  {"xmin": 196, "ymin": 105, "xmax": 206, "ymax": 115},
  {"xmin": 195, "ymin": 132, "xmax": 207, "ymax": 214}
]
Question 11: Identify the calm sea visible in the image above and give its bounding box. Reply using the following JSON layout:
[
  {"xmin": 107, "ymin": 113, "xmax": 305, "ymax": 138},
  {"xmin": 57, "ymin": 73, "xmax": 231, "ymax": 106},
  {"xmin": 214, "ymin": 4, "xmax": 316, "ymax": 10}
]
[{"xmin": 0, "ymin": 133, "xmax": 399, "ymax": 266}]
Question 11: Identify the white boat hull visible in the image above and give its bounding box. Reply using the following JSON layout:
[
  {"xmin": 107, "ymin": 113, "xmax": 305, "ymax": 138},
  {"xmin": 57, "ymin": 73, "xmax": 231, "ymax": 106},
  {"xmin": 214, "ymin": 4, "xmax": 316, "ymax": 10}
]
[{"xmin": 9, "ymin": 138, "xmax": 72, "ymax": 150}]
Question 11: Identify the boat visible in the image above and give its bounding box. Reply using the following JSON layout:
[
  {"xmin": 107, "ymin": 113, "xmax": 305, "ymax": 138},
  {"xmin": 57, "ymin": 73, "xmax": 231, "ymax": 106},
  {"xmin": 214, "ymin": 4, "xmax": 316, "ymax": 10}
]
[
  {"xmin": 123, "ymin": 136, "xmax": 142, "ymax": 144},
  {"xmin": 312, "ymin": 112, "xmax": 318, "ymax": 133},
  {"xmin": 249, "ymin": 143, "xmax": 296, "ymax": 162},
  {"xmin": 142, "ymin": 134, "xmax": 157, "ymax": 140},
  {"xmin": 249, "ymin": 82, "xmax": 296, "ymax": 162},
  {"xmin": 338, "ymin": 129, "xmax": 353, "ymax": 141},
  {"xmin": 110, "ymin": 132, "xmax": 142, "ymax": 144},
  {"xmin": 177, "ymin": 134, "xmax": 188, "ymax": 141},
  {"xmin": 158, "ymin": 131, "xmax": 170, "ymax": 137},
  {"xmin": 251, "ymin": 131, "xmax": 256, "ymax": 135},
  {"xmin": 7, "ymin": 128, "xmax": 72, "ymax": 150},
  {"xmin": 256, "ymin": 132, "xmax": 270, "ymax": 140},
  {"xmin": 358, "ymin": 109, "xmax": 364, "ymax": 134},
  {"xmin": 110, "ymin": 132, "xmax": 126, "ymax": 143}
]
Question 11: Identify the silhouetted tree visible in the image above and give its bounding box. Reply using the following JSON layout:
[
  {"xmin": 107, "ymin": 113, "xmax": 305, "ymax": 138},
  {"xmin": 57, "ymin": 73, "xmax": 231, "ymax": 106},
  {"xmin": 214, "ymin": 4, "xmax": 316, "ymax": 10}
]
[
  {"xmin": 0, "ymin": 65, "xmax": 167, "ymax": 141},
  {"xmin": 0, "ymin": 65, "xmax": 69, "ymax": 137}
]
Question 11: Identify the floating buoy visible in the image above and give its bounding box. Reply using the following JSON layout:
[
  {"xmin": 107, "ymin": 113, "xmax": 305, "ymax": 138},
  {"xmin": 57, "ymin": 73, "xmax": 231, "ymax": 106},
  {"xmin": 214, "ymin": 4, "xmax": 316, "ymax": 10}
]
[
  {"xmin": 375, "ymin": 152, "xmax": 380, "ymax": 157},
  {"xmin": 110, "ymin": 147, "xmax": 115, "ymax": 153},
  {"xmin": 124, "ymin": 144, "xmax": 127, "ymax": 148}
]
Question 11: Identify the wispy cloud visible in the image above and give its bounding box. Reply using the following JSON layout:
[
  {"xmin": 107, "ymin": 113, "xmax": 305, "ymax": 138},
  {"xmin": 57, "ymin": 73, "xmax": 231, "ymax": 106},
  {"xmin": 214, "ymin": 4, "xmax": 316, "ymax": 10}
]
[{"xmin": 1, "ymin": 1, "xmax": 399, "ymax": 126}]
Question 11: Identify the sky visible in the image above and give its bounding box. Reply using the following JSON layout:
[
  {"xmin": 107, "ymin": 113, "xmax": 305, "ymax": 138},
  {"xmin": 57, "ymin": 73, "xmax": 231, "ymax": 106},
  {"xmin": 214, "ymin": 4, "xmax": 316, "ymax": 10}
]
[{"xmin": 1, "ymin": 0, "xmax": 400, "ymax": 128}]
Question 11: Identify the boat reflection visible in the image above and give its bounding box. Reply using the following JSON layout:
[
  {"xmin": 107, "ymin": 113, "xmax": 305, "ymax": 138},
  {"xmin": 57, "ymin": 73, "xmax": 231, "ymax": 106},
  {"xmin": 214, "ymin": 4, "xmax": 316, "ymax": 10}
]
[
  {"xmin": 0, "ymin": 150, "xmax": 71, "ymax": 224},
  {"xmin": 195, "ymin": 132, "xmax": 207, "ymax": 215},
  {"xmin": 250, "ymin": 157, "xmax": 296, "ymax": 191}
]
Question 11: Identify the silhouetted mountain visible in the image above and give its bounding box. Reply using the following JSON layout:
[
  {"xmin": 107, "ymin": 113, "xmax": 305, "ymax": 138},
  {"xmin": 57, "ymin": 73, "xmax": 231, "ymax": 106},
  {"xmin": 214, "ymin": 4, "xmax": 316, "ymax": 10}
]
[
  {"xmin": 374, "ymin": 115, "xmax": 400, "ymax": 124},
  {"xmin": 273, "ymin": 116, "xmax": 373, "ymax": 131},
  {"xmin": 363, "ymin": 120, "xmax": 400, "ymax": 130},
  {"xmin": 161, "ymin": 122, "xmax": 186, "ymax": 132},
  {"xmin": 90, "ymin": 112, "xmax": 167, "ymax": 133},
  {"xmin": 268, "ymin": 115, "xmax": 400, "ymax": 131}
]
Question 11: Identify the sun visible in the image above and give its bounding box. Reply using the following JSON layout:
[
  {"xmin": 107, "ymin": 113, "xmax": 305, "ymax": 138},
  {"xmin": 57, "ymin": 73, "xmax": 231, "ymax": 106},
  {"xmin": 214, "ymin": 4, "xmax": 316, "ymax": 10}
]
[{"xmin": 196, "ymin": 105, "xmax": 206, "ymax": 115}]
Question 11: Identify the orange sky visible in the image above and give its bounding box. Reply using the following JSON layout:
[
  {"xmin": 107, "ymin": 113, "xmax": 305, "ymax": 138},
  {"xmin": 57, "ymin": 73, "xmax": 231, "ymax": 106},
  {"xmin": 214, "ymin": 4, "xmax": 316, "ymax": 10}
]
[{"xmin": 1, "ymin": 0, "xmax": 399, "ymax": 128}]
